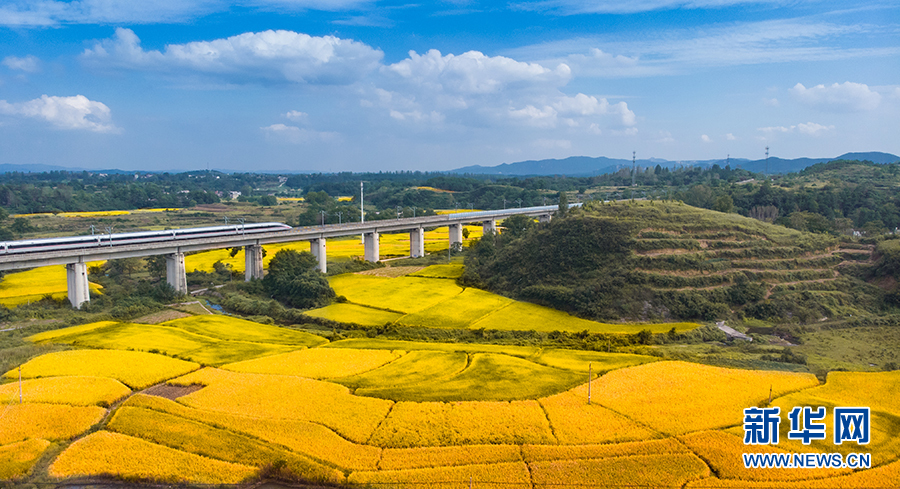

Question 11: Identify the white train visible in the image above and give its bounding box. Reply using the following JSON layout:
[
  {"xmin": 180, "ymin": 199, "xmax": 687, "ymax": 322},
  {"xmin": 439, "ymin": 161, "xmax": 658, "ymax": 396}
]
[{"xmin": 0, "ymin": 222, "xmax": 292, "ymax": 255}]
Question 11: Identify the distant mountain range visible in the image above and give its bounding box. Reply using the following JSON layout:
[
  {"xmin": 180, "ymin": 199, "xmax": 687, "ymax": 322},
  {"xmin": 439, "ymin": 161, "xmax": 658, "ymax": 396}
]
[
  {"xmin": 449, "ymin": 152, "xmax": 900, "ymax": 177},
  {"xmin": 1, "ymin": 151, "xmax": 897, "ymax": 176}
]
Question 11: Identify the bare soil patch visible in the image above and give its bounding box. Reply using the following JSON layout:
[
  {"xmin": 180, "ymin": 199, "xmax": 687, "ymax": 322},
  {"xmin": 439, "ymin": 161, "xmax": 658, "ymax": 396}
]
[
  {"xmin": 142, "ymin": 383, "xmax": 204, "ymax": 400},
  {"xmin": 132, "ymin": 309, "xmax": 192, "ymax": 324}
]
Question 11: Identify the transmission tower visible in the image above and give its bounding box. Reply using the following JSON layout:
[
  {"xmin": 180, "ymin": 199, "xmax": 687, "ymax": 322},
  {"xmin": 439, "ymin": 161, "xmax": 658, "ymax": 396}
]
[
  {"xmin": 765, "ymin": 146, "xmax": 769, "ymax": 176},
  {"xmin": 632, "ymin": 151, "xmax": 636, "ymax": 187}
]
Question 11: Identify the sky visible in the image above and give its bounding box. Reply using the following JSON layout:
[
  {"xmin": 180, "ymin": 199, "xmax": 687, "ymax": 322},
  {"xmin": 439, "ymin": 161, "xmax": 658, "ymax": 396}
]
[{"xmin": 0, "ymin": 0, "xmax": 897, "ymax": 173}]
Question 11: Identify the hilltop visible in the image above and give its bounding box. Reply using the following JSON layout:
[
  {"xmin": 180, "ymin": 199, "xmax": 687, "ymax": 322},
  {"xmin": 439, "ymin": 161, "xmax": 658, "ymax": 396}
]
[{"xmin": 463, "ymin": 200, "xmax": 885, "ymax": 324}]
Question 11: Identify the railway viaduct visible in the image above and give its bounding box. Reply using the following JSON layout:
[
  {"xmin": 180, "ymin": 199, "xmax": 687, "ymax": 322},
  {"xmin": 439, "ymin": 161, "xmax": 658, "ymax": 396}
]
[{"xmin": 0, "ymin": 205, "xmax": 572, "ymax": 309}]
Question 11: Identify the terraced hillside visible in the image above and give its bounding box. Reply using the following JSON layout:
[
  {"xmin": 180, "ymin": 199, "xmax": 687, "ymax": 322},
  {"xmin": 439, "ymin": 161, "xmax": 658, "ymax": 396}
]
[
  {"xmin": 621, "ymin": 202, "xmax": 878, "ymax": 322},
  {"xmin": 465, "ymin": 201, "xmax": 884, "ymax": 324}
]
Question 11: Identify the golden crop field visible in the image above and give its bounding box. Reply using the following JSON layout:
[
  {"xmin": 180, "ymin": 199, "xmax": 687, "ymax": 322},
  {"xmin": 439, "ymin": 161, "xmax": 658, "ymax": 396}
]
[
  {"xmin": 356, "ymin": 353, "xmax": 585, "ymax": 402},
  {"xmin": 368, "ymin": 400, "xmax": 556, "ymax": 447},
  {"xmin": 7, "ymin": 349, "xmax": 200, "ymax": 389},
  {"xmin": 170, "ymin": 367, "xmax": 394, "ymax": 444},
  {"xmin": 679, "ymin": 430, "xmax": 853, "ymax": 482},
  {"xmin": 380, "ymin": 444, "xmax": 522, "ymax": 470},
  {"xmin": 28, "ymin": 319, "xmax": 323, "ymax": 366},
  {"xmin": 538, "ymin": 386, "xmax": 659, "ymax": 445},
  {"xmin": 764, "ymin": 370, "xmax": 900, "ymax": 463},
  {"xmin": 529, "ymin": 453, "xmax": 710, "ymax": 489},
  {"xmin": 0, "ymin": 438, "xmax": 51, "ymax": 480},
  {"xmin": 222, "ymin": 347, "xmax": 404, "ymax": 379},
  {"xmin": 0, "ymin": 376, "xmax": 130, "ymax": 406},
  {"xmin": 521, "ymin": 437, "xmax": 689, "ymax": 463},
  {"xmin": 684, "ymin": 459, "xmax": 900, "ymax": 488},
  {"xmin": 106, "ymin": 406, "xmax": 345, "ymax": 484},
  {"xmin": 348, "ymin": 461, "xmax": 533, "ymax": 489},
  {"xmin": 398, "ymin": 288, "xmax": 514, "ymax": 329},
  {"xmin": 584, "ymin": 361, "xmax": 820, "ymax": 435},
  {"xmin": 124, "ymin": 393, "xmax": 382, "ymax": 471},
  {"xmin": 301, "ymin": 302, "xmax": 404, "ymax": 326},
  {"xmin": 328, "ymin": 274, "xmax": 464, "ymax": 314},
  {"xmin": 0, "ymin": 403, "xmax": 105, "ymax": 445},
  {"xmin": 408, "ymin": 263, "xmax": 466, "ymax": 278},
  {"xmin": 0, "ymin": 265, "xmax": 102, "ymax": 307},
  {"xmin": 49, "ymin": 431, "xmax": 258, "ymax": 485}
]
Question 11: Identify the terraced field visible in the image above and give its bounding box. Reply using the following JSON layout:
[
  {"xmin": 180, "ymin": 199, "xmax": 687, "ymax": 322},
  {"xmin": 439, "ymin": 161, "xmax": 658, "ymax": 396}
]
[
  {"xmin": 1, "ymin": 313, "xmax": 893, "ymax": 487},
  {"xmin": 624, "ymin": 203, "xmax": 875, "ymax": 319}
]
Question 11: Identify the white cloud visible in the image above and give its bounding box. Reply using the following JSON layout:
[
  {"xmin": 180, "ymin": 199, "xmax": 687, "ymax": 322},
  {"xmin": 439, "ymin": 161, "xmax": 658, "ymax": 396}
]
[
  {"xmin": 0, "ymin": 0, "xmax": 373, "ymax": 26},
  {"xmin": 758, "ymin": 122, "xmax": 834, "ymax": 137},
  {"xmin": 2, "ymin": 55, "xmax": 40, "ymax": 73},
  {"xmin": 261, "ymin": 123, "xmax": 339, "ymax": 143},
  {"xmin": 701, "ymin": 134, "xmax": 712, "ymax": 143},
  {"xmin": 82, "ymin": 28, "xmax": 383, "ymax": 85},
  {"xmin": 763, "ymin": 97, "xmax": 779, "ymax": 107},
  {"xmin": 0, "ymin": 94, "xmax": 119, "ymax": 133},
  {"xmin": 726, "ymin": 133, "xmax": 736, "ymax": 141},
  {"xmin": 655, "ymin": 131, "xmax": 674, "ymax": 143},
  {"xmin": 284, "ymin": 110, "xmax": 308, "ymax": 121},
  {"xmin": 385, "ymin": 49, "xmax": 570, "ymax": 95},
  {"xmin": 790, "ymin": 82, "xmax": 882, "ymax": 112}
]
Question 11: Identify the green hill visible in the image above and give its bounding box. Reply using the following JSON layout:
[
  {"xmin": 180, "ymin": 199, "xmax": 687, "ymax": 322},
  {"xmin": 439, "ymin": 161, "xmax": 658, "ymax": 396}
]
[{"xmin": 463, "ymin": 200, "xmax": 884, "ymax": 324}]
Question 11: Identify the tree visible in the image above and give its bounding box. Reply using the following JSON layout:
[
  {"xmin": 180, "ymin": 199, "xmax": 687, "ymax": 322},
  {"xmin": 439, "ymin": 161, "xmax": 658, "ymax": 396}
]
[
  {"xmin": 262, "ymin": 250, "xmax": 335, "ymax": 309},
  {"xmin": 558, "ymin": 191, "xmax": 568, "ymax": 217}
]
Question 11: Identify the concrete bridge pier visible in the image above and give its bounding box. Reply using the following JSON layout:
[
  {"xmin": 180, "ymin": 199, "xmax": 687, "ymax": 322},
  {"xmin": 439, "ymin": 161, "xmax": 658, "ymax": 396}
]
[
  {"xmin": 310, "ymin": 238, "xmax": 327, "ymax": 273},
  {"xmin": 539, "ymin": 214, "xmax": 552, "ymax": 224},
  {"xmin": 410, "ymin": 227, "xmax": 425, "ymax": 258},
  {"xmin": 245, "ymin": 244, "xmax": 264, "ymax": 281},
  {"xmin": 449, "ymin": 223, "xmax": 463, "ymax": 248},
  {"xmin": 482, "ymin": 219, "xmax": 497, "ymax": 235},
  {"xmin": 364, "ymin": 231, "xmax": 380, "ymax": 262},
  {"xmin": 166, "ymin": 252, "xmax": 188, "ymax": 294},
  {"xmin": 66, "ymin": 262, "xmax": 90, "ymax": 309}
]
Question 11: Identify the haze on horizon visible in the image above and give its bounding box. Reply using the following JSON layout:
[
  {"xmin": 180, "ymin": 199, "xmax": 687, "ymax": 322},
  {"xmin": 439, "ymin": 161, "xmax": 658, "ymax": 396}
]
[{"xmin": 0, "ymin": 0, "xmax": 897, "ymax": 173}]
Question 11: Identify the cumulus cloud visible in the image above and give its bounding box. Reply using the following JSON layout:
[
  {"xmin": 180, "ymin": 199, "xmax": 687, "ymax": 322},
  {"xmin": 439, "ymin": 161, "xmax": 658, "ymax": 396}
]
[
  {"xmin": 261, "ymin": 123, "xmax": 339, "ymax": 143},
  {"xmin": 726, "ymin": 133, "xmax": 736, "ymax": 141},
  {"xmin": 82, "ymin": 28, "xmax": 383, "ymax": 85},
  {"xmin": 701, "ymin": 134, "xmax": 712, "ymax": 143},
  {"xmin": 758, "ymin": 122, "xmax": 834, "ymax": 137},
  {"xmin": 0, "ymin": 94, "xmax": 119, "ymax": 133},
  {"xmin": 2, "ymin": 55, "xmax": 40, "ymax": 72},
  {"xmin": 385, "ymin": 49, "xmax": 570, "ymax": 95},
  {"xmin": 790, "ymin": 82, "xmax": 881, "ymax": 112},
  {"xmin": 0, "ymin": 0, "xmax": 373, "ymax": 26}
]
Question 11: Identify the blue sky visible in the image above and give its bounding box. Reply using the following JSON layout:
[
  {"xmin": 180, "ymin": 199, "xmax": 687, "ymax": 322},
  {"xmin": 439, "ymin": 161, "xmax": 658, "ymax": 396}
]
[{"xmin": 0, "ymin": 0, "xmax": 897, "ymax": 172}]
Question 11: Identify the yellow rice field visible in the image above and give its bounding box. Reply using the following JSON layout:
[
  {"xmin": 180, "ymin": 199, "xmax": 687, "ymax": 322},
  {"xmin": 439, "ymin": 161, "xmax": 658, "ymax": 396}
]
[
  {"xmin": 0, "ymin": 376, "xmax": 130, "ymax": 406},
  {"xmin": 348, "ymin": 461, "xmax": 532, "ymax": 489},
  {"xmin": 124, "ymin": 393, "xmax": 382, "ymax": 471},
  {"xmin": 49, "ymin": 431, "xmax": 258, "ymax": 485},
  {"xmin": 170, "ymin": 368, "xmax": 394, "ymax": 444},
  {"xmin": 379, "ymin": 444, "xmax": 523, "ymax": 470},
  {"xmin": 0, "ymin": 403, "xmax": 105, "ymax": 445},
  {"xmin": 106, "ymin": 406, "xmax": 345, "ymax": 484},
  {"xmin": 0, "ymin": 265, "xmax": 102, "ymax": 307},
  {"xmin": 529, "ymin": 453, "xmax": 711, "ymax": 489},
  {"xmin": 0, "ymin": 438, "xmax": 51, "ymax": 480},
  {"xmin": 368, "ymin": 400, "xmax": 556, "ymax": 447},
  {"xmin": 585, "ymin": 361, "xmax": 819, "ymax": 435},
  {"xmin": 222, "ymin": 347, "xmax": 404, "ymax": 379},
  {"xmin": 8, "ymin": 349, "xmax": 200, "ymax": 390}
]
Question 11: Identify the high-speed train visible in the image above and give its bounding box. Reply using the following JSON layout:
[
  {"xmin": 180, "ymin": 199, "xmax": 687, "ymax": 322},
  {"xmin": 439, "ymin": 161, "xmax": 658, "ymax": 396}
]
[{"xmin": 0, "ymin": 222, "xmax": 292, "ymax": 255}]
